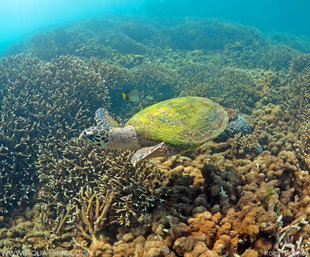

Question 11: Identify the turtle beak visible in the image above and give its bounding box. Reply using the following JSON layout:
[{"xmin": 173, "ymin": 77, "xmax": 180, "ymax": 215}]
[
  {"xmin": 79, "ymin": 130, "xmax": 92, "ymax": 143},
  {"xmin": 79, "ymin": 130, "xmax": 97, "ymax": 144}
]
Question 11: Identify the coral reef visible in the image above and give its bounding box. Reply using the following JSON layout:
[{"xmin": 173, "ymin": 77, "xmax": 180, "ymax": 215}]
[
  {"xmin": 294, "ymin": 121, "xmax": 310, "ymax": 168},
  {"xmin": 177, "ymin": 64, "xmax": 261, "ymax": 113},
  {"xmin": 31, "ymin": 137, "xmax": 167, "ymax": 253},
  {"xmin": 229, "ymin": 133, "xmax": 262, "ymax": 158},
  {"xmin": 166, "ymin": 18, "xmax": 266, "ymax": 52},
  {"xmin": 287, "ymin": 54, "xmax": 310, "ymax": 168},
  {"xmin": 0, "ymin": 54, "xmax": 108, "ymax": 215},
  {"xmin": 289, "ymin": 53, "xmax": 310, "ymax": 75},
  {"xmin": 266, "ymin": 44, "xmax": 299, "ymax": 71},
  {"xmin": 37, "ymin": 140, "xmax": 166, "ymax": 228},
  {"xmin": 73, "ymin": 186, "xmax": 115, "ymax": 256},
  {"xmin": 113, "ymin": 62, "xmax": 180, "ymax": 119},
  {"xmin": 1, "ymin": 15, "xmax": 310, "ymax": 257},
  {"xmin": 4, "ymin": 16, "xmax": 302, "ymax": 72}
]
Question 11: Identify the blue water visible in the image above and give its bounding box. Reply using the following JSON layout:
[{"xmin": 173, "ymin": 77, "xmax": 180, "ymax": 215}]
[
  {"xmin": 1, "ymin": 0, "xmax": 310, "ymax": 50},
  {"xmin": 0, "ymin": 0, "xmax": 146, "ymax": 48},
  {"xmin": 146, "ymin": 0, "xmax": 310, "ymax": 35}
]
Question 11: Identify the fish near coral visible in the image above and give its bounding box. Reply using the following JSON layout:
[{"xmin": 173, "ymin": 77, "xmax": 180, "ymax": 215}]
[{"xmin": 122, "ymin": 89, "xmax": 140, "ymax": 102}]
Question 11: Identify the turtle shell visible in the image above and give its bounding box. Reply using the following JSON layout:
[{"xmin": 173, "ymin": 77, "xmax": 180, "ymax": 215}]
[{"xmin": 126, "ymin": 96, "xmax": 229, "ymax": 149}]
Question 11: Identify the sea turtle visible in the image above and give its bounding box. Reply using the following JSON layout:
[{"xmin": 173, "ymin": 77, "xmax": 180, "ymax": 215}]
[{"xmin": 79, "ymin": 96, "xmax": 229, "ymax": 166}]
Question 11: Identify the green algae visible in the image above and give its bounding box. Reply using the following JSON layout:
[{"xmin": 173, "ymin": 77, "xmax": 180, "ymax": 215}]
[{"xmin": 126, "ymin": 96, "xmax": 228, "ymax": 149}]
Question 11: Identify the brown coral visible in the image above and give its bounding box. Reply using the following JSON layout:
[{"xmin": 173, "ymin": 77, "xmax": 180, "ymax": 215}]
[{"xmin": 0, "ymin": 54, "xmax": 108, "ymax": 215}]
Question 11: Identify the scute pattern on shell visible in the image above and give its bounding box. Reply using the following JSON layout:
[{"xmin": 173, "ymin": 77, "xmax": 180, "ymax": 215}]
[{"xmin": 126, "ymin": 96, "xmax": 229, "ymax": 149}]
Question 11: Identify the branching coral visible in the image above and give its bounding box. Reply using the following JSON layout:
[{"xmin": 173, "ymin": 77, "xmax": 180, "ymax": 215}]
[
  {"xmin": 1, "ymin": 15, "xmax": 310, "ymax": 257},
  {"xmin": 274, "ymin": 216, "xmax": 309, "ymax": 257},
  {"xmin": 266, "ymin": 44, "xmax": 299, "ymax": 71},
  {"xmin": 287, "ymin": 55, "xmax": 310, "ymax": 165},
  {"xmin": 288, "ymin": 54, "xmax": 310, "ymax": 113},
  {"xmin": 110, "ymin": 62, "xmax": 179, "ymax": 120},
  {"xmin": 22, "ymin": 204, "xmax": 75, "ymax": 250},
  {"xmin": 166, "ymin": 18, "xmax": 266, "ymax": 52},
  {"xmin": 73, "ymin": 186, "xmax": 114, "ymax": 256},
  {"xmin": 177, "ymin": 64, "xmax": 260, "ymax": 113},
  {"xmin": 289, "ymin": 54, "xmax": 310, "ymax": 76},
  {"xmin": 35, "ymin": 137, "xmax": 167, "ymax": 251},
  {"xmin": 230, "ymin": 133, "xmax": 262, "ymax": 158},
  {"xmin": 0, "ymin": 54, "xmax": 108, "ymax": 215},
  {"xmin": 294, "ymin": 121, "xmax": 310, "ymax": 168},
  {"xmin": 38, "ymin": 139, "xmax": 166, "ymax": 226}
]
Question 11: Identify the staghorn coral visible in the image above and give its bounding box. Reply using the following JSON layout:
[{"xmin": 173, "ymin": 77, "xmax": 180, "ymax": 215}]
[
  {"xmin": 88, "ymin": 58, "xmax": 180, "ymax": 121},
  {"xmin": 177, "ymin": 64, "xmax": 260, "ymax": 113},
  {"xmin": 35, "ymin": 137, "xmax": 167, "ymax": 250},
  {"xmin": 73, "ymin": 186, "xmax": 114, "ymax": 257},
  {"xmin": 0, "ymin": 53, "xmax": 168, "ymax": 252},
  {"xmin": 223, "ymin": 40, "xmax": 269, "ymax": 69},
  {"xmin": 294, "ymin": 121, "xmax": 310, "ymax": 168},
  {"xmin": 289, "ymin": 53, "xmax": 310, "ymax": 76},
  {"xmin": 286, "ymin": 56, "xmax": 310, "ymax": 166},
  {"xmin": 38, "ymin": 140, "xmax": 166, "ymax": 224},
  {"xmin": 3, "ymin": 16, "xmax": 285, "ymax": 72},
  {"xmin": 273, "ymin": 216, "xmax": 309, "ymax": 257},
  {"xmin": 229, "ymin": 133, "xmax": 262, "ymax": 158},
  {"xmin": 119, "ymin": 20, "xmax": 160, "ymax": 43},
  {"xmin": 1, "ymin": 14, "xmax": 310, "ymax": 257},
  {"xmin": 3, "ymin": 16, "xmax": 157, "ymax": 62},
  {"xmin": 22, "ymin": 205, "xmax": 75, "ymax": 251},
  {"xmin": 110, "ymin": 62, "xmax": 179, "ymax": 120},
  {"xmin": 166, "ymin": 18, "xmax": 266, "ymax": 52},
  {"xmin": 251, "ymin": 103, "xmax": 296, "ymax": 155},
  {"xmin": 265, "ymin": 44, "xmax": 299, "ymax": 71},
  {"xmin": 108, "ymin": 33, "xmax": 148, "ymax": 55},
  {"xmin": 0, "ymin": 54, "xmax": 108, "ymax": 215},
  {"xmin": 255, "ymin": 69, "xmax": 290, "ymax": 107},
  {"xmin": 0, "ymin": 99, "xmax": 38, "ymax": 214},
  {"xmin": 4, "ymin": 25, "xmax": 110, "ymax": 61},
  {"xmin": 288, "ymin": 55, "xmax": 310, "ymax": 116},
  {"xmin": 269, "ymin": 33, "xmax": 310, "ymax": 53}
]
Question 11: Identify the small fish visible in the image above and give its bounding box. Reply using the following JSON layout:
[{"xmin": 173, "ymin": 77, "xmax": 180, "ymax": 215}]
[{"xmin": 122, "ymin": 89, "xmax": 140, "ymax": 102}]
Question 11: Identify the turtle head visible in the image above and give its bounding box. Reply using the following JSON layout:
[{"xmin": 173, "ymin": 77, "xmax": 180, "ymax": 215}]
[
  {"xmin": 79, "ymin": 125, "xmax": 109, "ymax": 149},
  {"xmin": 79, "ymin": 106, "xmax": 142, "ymax": 150},
  {"xmin": 79, "ymin": 125, "xmax": 141, "ymax": 150}
]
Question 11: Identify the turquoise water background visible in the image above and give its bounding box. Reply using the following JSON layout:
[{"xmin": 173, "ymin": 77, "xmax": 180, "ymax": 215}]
[{"xmin": 1, "ymin": 0, "xmax": 310, "ymax": 50}]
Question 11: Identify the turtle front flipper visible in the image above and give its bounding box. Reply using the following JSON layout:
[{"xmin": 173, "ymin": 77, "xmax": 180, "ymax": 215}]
[
  {"xmin": 95, "ymin": 108, "xmax": 119, "ymax": 130},
  {"xmin": 131, "ymin": 142, "xmax": 165, "ymax": 166}
]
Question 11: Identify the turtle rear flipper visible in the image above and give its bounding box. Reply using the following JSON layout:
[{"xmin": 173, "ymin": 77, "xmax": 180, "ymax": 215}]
[
  {"xmin": 131, "ymin": 142, "xmax": 165, "ymax": 166},
  {"xmin": 95, "ymin": 108, "xmax": 119, "ymax": 129}
]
